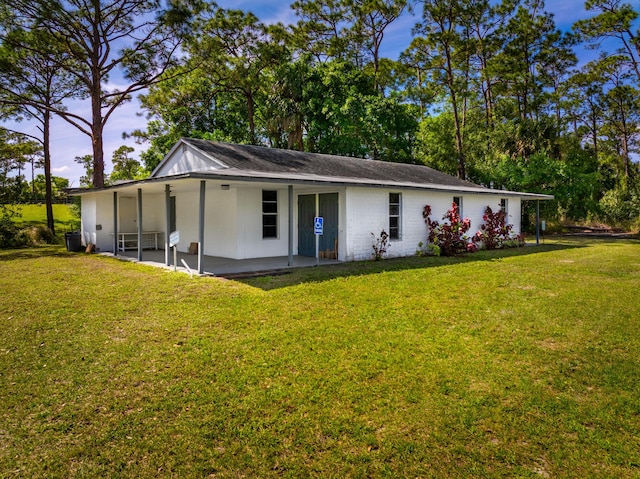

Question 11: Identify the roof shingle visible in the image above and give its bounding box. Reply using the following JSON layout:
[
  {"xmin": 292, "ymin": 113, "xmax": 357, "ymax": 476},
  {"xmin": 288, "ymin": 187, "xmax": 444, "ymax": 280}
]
[{"xmin": 184, "ymin": 138, "xmax": 484, "ymax": 190}]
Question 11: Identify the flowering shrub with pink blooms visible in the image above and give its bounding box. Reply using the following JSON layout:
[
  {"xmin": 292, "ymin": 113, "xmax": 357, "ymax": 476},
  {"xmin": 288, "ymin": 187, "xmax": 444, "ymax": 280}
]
[
  {"xmin": 422, "ymin": 203, "xmax": 525, "ymax": 256},
  {"xmin": 422, "ymin": 203, "xmax": 473, "ymax": 256},
  {"xmin": 472, "ymin": 206, "xmax": 525, "ymax": 250}
]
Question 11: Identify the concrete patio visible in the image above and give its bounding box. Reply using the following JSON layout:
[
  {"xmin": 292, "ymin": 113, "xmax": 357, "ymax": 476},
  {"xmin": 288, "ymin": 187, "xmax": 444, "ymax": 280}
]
[{"xmin": 104, "ymin": 249, "xmax": 340, "ymax": 277}]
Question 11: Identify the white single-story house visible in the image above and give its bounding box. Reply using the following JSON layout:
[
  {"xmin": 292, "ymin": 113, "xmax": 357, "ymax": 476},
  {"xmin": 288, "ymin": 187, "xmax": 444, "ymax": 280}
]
[{"xmin": 70, "ymin": 139, "xmax": 552, "ymax": 274}]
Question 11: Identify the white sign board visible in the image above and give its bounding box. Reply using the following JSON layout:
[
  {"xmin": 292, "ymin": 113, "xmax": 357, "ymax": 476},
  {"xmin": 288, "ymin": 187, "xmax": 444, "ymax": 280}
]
[
  {"xmin": 314, "ymin": 217, "xmax": 323, "ymax": 235},
  {"xmin": 169, "ymin": 230, "xmax": 180, "ymax": 247}
]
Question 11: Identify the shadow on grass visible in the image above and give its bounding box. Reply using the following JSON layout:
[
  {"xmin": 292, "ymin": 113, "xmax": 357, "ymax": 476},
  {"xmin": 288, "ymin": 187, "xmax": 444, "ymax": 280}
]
[
  {"xmin": 238, "ymin": 240, "xmax": 588, "ymax": 291},
  {"xmin": 0, "ymin": 245, "xmax": 73, "ymax": 262},
  {"xmin": 16, "ymin": 219, "xmax": 81, "ymax": 233}
]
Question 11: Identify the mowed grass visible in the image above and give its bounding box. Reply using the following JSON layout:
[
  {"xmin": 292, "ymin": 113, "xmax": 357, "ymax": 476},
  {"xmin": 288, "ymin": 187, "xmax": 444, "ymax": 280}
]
[
  {"xmin": 1, "ymin": 239, "xmax": 639, "ymax": 478},
  {"xmin": 8, "ymin": 204, "xmax": 80, "ymax": 234}
]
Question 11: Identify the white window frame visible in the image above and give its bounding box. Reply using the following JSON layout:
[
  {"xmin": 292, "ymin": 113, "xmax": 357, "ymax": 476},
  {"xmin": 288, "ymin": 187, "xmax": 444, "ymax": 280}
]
[{"xmin": 389, "ymin": 192, "xmax": 402, "ymax": 241}]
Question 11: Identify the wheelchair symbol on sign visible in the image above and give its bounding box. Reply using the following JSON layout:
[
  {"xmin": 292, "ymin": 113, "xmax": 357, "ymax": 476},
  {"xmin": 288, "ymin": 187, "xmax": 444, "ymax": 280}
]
[{"xmin": 314, "ymin": 217, "xmax": 323, "ymax": 235}]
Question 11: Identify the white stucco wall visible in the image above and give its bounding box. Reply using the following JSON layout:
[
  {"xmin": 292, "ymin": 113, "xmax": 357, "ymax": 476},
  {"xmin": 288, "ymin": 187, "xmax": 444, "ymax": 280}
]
[
  {"xmin": 80, "ymin": 192, "xmax": 116, "ymax": 252},
  {"xmin": 236, "ymin": 187, "xmax": 290, "ymax": 259},
  {"xmin": 173, "ymin": 185, "xmax": 290, "ymax": 260},
  {"xmin": 80, "ymin": 195, "xmax": 97, "ymax": 247},
  {"xmin": 203, "ymin": 187, "xmax": 237, "ymax": 258},
  {"xmin": 141, "ymin": 193, "xmax": 164, "ymax": 232}
]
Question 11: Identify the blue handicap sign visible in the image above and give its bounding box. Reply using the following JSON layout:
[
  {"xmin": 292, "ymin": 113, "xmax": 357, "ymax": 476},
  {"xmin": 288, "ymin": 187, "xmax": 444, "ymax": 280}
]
[{"xmin": 314, "ymin": 217, "xmax": 323, "ymax": 235}]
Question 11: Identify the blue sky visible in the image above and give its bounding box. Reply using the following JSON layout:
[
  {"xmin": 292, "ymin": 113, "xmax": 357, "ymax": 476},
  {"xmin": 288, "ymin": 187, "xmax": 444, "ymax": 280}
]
[{"xmin": 4, "ymin": 0, "xmax": 598, "ymax": 186}]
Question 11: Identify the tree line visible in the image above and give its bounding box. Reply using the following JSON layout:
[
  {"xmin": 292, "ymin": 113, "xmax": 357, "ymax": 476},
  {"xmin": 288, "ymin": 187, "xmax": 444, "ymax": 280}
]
[{"xmin": 1, "ymin": 0, "xmax": 640, "ymax": 234}]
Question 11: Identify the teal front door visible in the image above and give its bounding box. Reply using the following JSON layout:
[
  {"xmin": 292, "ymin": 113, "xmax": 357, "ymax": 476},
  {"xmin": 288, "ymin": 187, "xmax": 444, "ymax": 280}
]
[
  {"xmin": 298, "ymin": 193, "xmax": 339, "ymax": 257},
  {"xmin": 298, "ymin": 194, "xmax": 316, "ymax": 257},
  {"xmin": 319, "ymin": 193, "xmax": 338, "ymax": 253}
]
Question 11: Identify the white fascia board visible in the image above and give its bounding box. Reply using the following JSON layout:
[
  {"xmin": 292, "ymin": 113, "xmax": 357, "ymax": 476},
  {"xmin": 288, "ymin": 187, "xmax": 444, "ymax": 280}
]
[{"xmin": 187, "ymin": 169, "xmax": 555, "ymax": 200}]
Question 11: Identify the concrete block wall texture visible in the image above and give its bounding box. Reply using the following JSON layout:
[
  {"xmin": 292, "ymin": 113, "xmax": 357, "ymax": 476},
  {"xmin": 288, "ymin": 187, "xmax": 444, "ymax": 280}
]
[{"xmin": 343, "ymin": 189, "xmax": 521, "ymax": 261}]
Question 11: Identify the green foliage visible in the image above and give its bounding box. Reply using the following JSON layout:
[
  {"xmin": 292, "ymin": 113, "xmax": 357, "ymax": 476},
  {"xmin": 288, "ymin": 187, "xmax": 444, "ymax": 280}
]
[
  {"xmin": 2, "ymin": 0, "xmax": 202, "ymax": 187},
  {"xmin": 30, "ymin": 174, "xmax": 69, "ymax": 201},
  {"xmin": 476, "ymin": 150, "xmax": 601, "ymax": 221},
  {"xmin": 74, "ymin": 154, "xmax": 93, "ymax": 188},
  {"xmin": 472, "ymin": 206, "xmax": 524, "ymax": 250},
  {"xmin": 0, "ymin": 207, "xmax": 21, "ymax": 248},
  {"xmin": 0, "ymin": 128, "xmax": 43, "ymax": 203},
  {"xmin": 122, "ymin": 0, "xmax": 639, "ymax": 227},
  {"xmin": 304, "ymin": 60, "xmax": 417, "ymax": 160},
  {"xmin": 423, "ymin": 203, "xmax": 473, "ymax": 256},
  {"xmin": 599, "ymin": 187, "xmax": 640, "ymax": 225},
  {"xmin": 414, "ymin": 112, "xmax": 457, "ymax": 174},
  {"xmin": 109, "ymin": 145, "xmax": 146, "ymax": 182},
  {"xmin": 0, "ymin": 206, "xmax": 56, "ymax": 248}
]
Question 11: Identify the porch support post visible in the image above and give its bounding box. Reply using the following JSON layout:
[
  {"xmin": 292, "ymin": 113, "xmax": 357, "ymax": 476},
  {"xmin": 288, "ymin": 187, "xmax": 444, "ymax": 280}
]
[
  {"xmin": 198, "ymin": 180, "xmax": 205, "ymax": 275},
  {"xmin": 535, "ymin": 200, "xmax": 540, "ymax": 245},
  {"xmin": 288, "ymin": 185, "xmax": 294, "ymax": 267},
  {"xmin": 315, "ymin": 193, "xmax": 319, "ymax": 266},
  {"xmin": 165, "ymin": 184, "xmax": 171, "ymax": 266},
  {"xmin": 137, "ymin": 188, "xmax": 143, "ymax": 261},
  {"xmin": 113, "ymin": 191, "xmax": 118, "ymax": 256}
]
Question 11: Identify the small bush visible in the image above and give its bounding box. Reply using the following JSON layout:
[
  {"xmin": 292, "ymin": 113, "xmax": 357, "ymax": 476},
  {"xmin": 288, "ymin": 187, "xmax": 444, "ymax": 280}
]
[
  {"xmin": 422, "ymin": 204, "xmax": 526, "ymax": 256},
  {"xmin": 0, "ymin": 210, "xmax": 56, "ymax": 248},
  {"xmin": 423, "ymin": 203, "xmax": 472, "ymax": 256},
  {"xmin": 22, "ymin": 225, "xmax": 56, "ymax": 245},
  {"xmin": 473, "ymin": 206, "xmax": 515, "ymax": 249},
  {"xmin": 0, "ymin": 215, "xmax": 22, "ymax": 248},
  {"xmin": 599, "ymin": 188, "xmax": 640, "ymax": 226},
  {"xmin": 371, "ymin": 230, "xmax": 390, "ymax": 260},
  {"xmin": 427, "ymin": 243, "xmax": 441, "ymax": 256}
]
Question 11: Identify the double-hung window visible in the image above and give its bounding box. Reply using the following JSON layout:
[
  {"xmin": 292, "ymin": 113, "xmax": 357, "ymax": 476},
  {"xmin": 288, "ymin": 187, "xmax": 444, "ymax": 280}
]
[
  {"xmin": 389, "ymin": 192, "xmax": 401, "ymax": 240},
  {"xmin": 262, "ymin": 190, "xmax": 278, "ymax": 238}
]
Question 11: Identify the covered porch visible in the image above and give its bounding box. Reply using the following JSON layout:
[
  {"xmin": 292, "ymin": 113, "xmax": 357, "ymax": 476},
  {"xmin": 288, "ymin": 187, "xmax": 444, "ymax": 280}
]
[
  {"xmin": 108, "ymin": 248, "xmax": 340, "ymax": 277},
  {"xmin": 91, "ymin": 176, "xmax": 343, "ymax": 275}
]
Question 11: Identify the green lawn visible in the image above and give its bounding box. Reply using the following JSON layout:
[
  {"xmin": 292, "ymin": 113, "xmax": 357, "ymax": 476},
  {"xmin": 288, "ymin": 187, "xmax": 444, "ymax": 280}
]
[
  {"xmin": 8, "ymin": 204, "xmax": 80, "ymax": 234},
  {"xmin": 1, "ymin": 239, "xmax": 639, "ymax": 478}
]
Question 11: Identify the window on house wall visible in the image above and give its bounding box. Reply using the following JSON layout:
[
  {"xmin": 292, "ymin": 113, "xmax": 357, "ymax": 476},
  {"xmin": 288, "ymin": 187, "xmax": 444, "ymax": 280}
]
[
  {"xmin": 389, "ymin": 192, "xmax": 401, "ymax": 240},
  {"xmin": 262, "ymin": 190, "xmax": 278, "ymax": 238},
  {"xmin": 453, "ymin": 196, "xmax": 463, "ymax": 216},
  {"xmin": 500, "ymin": 198, "xmax": 508, "ymax": 214}
]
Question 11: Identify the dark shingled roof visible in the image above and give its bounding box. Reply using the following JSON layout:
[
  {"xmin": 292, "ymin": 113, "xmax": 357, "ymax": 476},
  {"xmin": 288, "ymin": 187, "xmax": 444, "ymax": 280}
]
[{"xmin": 184, "ymin": 138, "xmax": 484, "ymax": 190}]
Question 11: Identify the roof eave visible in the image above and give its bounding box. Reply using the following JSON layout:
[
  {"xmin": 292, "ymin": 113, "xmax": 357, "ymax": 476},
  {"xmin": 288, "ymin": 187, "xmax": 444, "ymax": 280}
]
[{"xmin": 68, "ymin": 170, "xmax": 554, "ymax": 200}]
